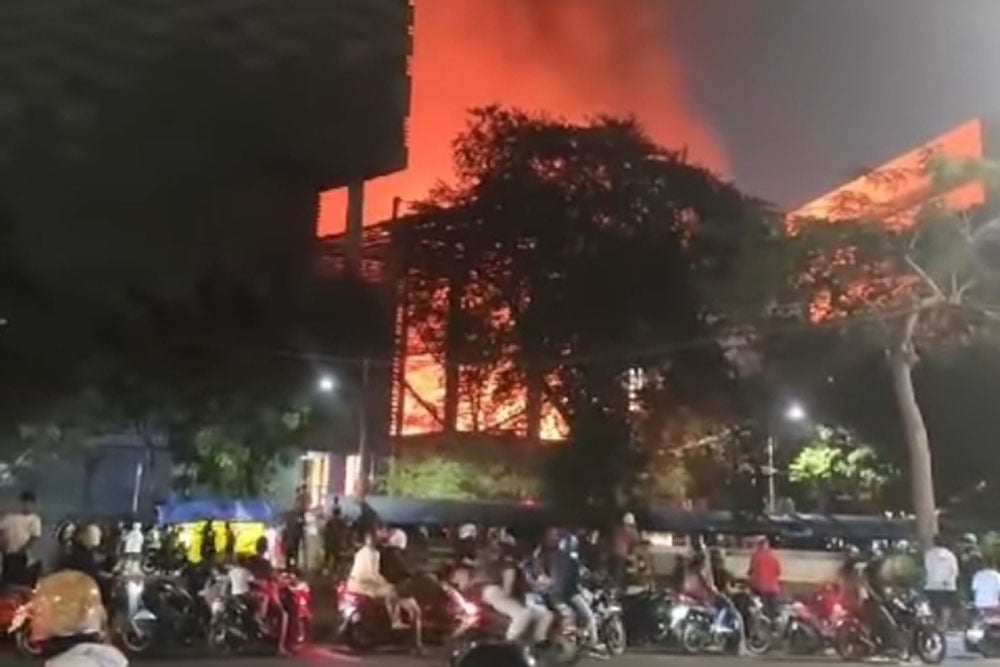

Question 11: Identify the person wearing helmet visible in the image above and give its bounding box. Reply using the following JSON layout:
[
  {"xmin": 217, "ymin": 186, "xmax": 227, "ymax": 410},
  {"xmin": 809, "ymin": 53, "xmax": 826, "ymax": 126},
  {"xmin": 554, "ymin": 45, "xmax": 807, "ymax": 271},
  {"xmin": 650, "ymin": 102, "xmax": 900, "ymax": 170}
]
[
  {"xmin": 29, "ymin": 568, "xmax": 122, "ymax": 667},
  {"xmin": 380, "ymin": 528, "xmax": 424, "ymax": 650},
  {"xmin": 456, "ymin": 524, "xmax": 479, "ymax": 565},
  {"xmin": 551, "ymin": 533, "xmax": 600, "ymax": 651}
]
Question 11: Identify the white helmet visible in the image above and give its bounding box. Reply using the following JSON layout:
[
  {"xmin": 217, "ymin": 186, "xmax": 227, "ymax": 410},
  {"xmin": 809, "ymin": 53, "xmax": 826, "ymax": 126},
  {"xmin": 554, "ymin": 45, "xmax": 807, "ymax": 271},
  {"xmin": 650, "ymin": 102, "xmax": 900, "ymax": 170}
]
[
  {"xmin": 387, "ymin": 528, "xmax": 408, "ymax": 550},
  {"xmin": 623, "ymin": 512, "xmax": 637, "ymax": 527},
  {"xmin": 458, "ymin": 523, "xmax": 477, "ymax": 541},
  {"xmin": 78, "ymin": 524, "xmax": 102, "ymax": 549}
]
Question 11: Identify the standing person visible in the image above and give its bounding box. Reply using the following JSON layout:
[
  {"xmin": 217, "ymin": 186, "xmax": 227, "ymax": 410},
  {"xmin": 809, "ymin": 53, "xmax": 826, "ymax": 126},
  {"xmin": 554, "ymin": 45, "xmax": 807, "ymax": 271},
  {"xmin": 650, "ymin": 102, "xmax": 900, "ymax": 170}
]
[
  {"xmin": 285, "ymin": 487, "xmax": 307, "ymax": 572},
  {"xmin": 323, "ymin": 506, "xmax": 348, "ymax": 576},
  {"xmin": 610, "ymin": 513, "xmax": 639, "ymax": 589},
  {"xmin": 0, "ymin": 491, "xmax": 42, "ymax": 587},
  {"xmin": 747, "ymin": 535, "xmax": 782, "ymax": 619},
  {"xmin": 925, "ymin": 535, "xmax": 960, "ymax": 629}
]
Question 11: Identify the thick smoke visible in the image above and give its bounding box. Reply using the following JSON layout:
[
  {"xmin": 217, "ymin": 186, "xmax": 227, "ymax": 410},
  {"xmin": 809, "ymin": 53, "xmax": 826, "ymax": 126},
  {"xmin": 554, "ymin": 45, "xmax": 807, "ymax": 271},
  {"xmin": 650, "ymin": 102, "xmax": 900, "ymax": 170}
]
[{"xmin": 319, "ymin": 0, "xmax": 727, "ymax": 234}]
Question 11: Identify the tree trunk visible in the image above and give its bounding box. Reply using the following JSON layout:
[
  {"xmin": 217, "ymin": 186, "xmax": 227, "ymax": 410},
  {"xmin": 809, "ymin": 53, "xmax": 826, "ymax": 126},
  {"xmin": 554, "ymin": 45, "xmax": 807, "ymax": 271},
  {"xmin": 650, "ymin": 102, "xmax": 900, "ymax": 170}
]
[
  {"xmin": 443, "ymin": 280, "xmax": 461, "ymax": 433},
  {"xmin": 890, "ymin": 312, "xmax": 937, "ymax": 548}
]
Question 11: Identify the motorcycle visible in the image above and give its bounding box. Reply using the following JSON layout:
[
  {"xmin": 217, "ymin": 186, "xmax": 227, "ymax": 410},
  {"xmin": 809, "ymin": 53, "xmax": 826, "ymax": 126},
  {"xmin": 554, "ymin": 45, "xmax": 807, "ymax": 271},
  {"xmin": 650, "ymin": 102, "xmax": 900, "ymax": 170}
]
[
  {"xmin": 833, "ymin": 587, "xmax": 946, "ymax": 664},
  {"xmin": 731, "ymin": 588, "xmax": 774, "ymax": 654},
  {"xmin": 111, "ymin": 568, "xmax": 212, "ymax": 654},
  {"xmin": 964, "ymin": 606, "xmax": 1000, "ymax": 657},
  {"xmin": 737, "ymin": 583, "xmax": 847, "ymax": 655},
  {"xmin": 670, "ymin": 593, "xmax": 742, "ymax": 654},
  {"xmin": 337, "ymin": 572, "xmax": 462, "ymax": 651},
  {"xmin": 207, "ymin": 568, "xmax": 312, "ymax": 654},
  {"xmin": 582, "ymin": 576, "xmax": 626, "ymax": 655},
  {"xmin": 620, "ymin": 586, "xmax": 676, "ymax": 647}
]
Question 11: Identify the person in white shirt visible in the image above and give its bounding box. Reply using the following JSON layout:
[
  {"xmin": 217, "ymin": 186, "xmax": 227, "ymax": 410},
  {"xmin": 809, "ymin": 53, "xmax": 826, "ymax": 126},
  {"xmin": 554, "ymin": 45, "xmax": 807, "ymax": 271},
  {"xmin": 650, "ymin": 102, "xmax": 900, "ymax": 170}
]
[
  {"xmin": 0, "ymin": 491, "xmax": 42, "ymax": 587},
  {"xmin": 924, "ymin": 535, "xmax": 960, "ymax": 629},
  {"xmin": 971, "ymin": 557, "xmax": 1000, "ymax": 612}
]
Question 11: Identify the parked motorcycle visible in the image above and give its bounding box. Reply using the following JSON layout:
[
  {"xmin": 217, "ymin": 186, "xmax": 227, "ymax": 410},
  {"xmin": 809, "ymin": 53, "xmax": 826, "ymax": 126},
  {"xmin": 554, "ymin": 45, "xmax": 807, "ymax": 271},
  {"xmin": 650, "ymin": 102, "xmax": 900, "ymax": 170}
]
[
  {"xmin": 731, "ymin": 588, "xmax": 774, "ymax": 654},
  {"xmin": 737, "ymin": 583, "xmax": 847, "ymax": 655},
  {"xmin": 111, "ymin": 568, "xmax": 212, "ymax": 654},
  {"xmin": 964, "ymin": 607, "xmax": 1000, "ymax": 657},
  {"xmin": 670, "ymin": 593, "xmax": 742, "ymax": 654},
  {"xmin": 833, "ymin": 587, "xmax": 945, "ymax": 664},
  {"xmin": 620, "ymin": 586, "xmax": 676, "ymax": 647}
]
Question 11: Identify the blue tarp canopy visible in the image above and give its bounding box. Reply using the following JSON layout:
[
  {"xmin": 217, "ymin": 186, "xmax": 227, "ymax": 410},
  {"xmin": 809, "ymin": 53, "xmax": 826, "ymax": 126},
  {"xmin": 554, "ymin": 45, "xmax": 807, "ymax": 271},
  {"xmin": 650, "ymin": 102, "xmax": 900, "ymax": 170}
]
[{"xmin": 157, "ymin": 498, "xmax": 276, "ymax": 525}]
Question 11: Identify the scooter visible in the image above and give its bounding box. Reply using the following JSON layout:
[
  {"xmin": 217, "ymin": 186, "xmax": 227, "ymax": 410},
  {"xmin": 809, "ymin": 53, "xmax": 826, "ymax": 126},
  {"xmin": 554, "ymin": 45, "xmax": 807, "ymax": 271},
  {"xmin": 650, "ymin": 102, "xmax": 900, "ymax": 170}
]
[
  {"xmin": 670, "ymin": 593, "xmax": 742, "ymax": 654},
  {"xmin": 964, "ymin": 606, "xmax": 1000, "ymax": 657}
]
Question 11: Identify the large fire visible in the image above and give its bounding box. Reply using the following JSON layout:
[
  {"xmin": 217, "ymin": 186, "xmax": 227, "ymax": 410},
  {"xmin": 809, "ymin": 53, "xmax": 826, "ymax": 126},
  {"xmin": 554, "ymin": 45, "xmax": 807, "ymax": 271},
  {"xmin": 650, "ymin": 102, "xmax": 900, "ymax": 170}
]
[
  {"xmin": 318, "ymin": 0, "xmax": 728, "ymax": 233},
  {"xmin": 319, "ymin": 0, "xmax": 730, "ymax": 441}
]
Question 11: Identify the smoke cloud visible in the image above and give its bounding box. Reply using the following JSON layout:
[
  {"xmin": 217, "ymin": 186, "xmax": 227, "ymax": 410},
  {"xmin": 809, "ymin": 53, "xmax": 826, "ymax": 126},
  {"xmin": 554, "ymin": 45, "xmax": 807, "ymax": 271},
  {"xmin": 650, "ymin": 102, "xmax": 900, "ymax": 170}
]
[{"xmin": 318, "ymin": 0, "xmax": 728, "ymax": 235}]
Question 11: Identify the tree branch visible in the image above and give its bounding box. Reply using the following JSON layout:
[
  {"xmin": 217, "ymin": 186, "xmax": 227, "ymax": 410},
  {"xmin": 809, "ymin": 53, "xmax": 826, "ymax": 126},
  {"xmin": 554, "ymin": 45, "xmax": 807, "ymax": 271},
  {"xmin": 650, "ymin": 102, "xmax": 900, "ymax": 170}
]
[{"xmin": 905, "ymin": 255, "xmax": 946, "ymax": 301}]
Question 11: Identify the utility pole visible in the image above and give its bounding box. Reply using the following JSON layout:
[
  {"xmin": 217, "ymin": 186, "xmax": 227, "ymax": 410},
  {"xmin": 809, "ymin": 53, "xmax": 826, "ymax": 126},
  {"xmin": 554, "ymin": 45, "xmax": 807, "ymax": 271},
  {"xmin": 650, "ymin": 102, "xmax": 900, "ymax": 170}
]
[
  {"xmin": 765, "ymin": 434, "xmax": 776, "ymax": 514},
  {"xmin": 356, "ymin": 357, "xmax": 370, "ymax": 498}
]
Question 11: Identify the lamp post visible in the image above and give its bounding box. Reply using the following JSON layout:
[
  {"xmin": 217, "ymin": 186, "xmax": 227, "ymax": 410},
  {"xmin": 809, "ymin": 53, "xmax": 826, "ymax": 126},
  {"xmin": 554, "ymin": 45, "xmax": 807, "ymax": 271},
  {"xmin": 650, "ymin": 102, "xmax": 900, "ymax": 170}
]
[
  {"xmin": 766, "ymin": 401, "xmax": 807, "ymax": 513},
  {"xmin": 317, "ymin": 358, "xmax": 370, "ymax": 498}
]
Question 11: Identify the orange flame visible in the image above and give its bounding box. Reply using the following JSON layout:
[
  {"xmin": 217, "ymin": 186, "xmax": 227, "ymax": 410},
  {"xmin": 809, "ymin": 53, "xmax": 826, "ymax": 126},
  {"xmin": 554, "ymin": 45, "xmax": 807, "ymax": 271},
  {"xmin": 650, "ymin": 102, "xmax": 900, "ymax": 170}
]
[{"xmin": 318, "ymin": 0, "xmax": 729, "ymax": 234}]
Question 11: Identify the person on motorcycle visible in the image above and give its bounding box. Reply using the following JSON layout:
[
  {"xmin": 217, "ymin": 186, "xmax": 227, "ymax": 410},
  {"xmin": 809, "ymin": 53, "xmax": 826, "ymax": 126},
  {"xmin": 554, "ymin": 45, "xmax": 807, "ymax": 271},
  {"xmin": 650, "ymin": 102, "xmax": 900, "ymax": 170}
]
[
  {"xmin": 456, "ymin": 524, "xmax": 479, "ymax": 565},
  {"xmin": 381, "ymin": 528, "xmax": 424, "ymax": 650},
  {"xmin": 685, "ymin": 550, "xmax": 742, "ymax": 642},
  {"xmin": 860, "ymin": 547, "xmax": 903, "ymax": 653},
  {"xmin": 709, "ymin": 547, "xmax": 734, "ymax": 595},
  {"xmin": 550, "ymin": 533, "xmax": 601, "ymax": 652},
  {"xmin": 61, "ymin": 524, "xmax": 113, "ymax": 604},
  {"xmin": 473, "ymin": 544, "xmax": 552, "ymax": 646},
  {"xmin": 245, "ymin": 535, "xmax": 290, "ymax": 655},
  {"xmin": 837, "ymin": 546, "xmax": 865, "ymax": 614},
  {"xmin": 29, "ymin": 569, "xmax": 110, "ymax": 659},
  {"xmin": 347, "ymin": 529, "xmax": 404, "ymax": 630}
]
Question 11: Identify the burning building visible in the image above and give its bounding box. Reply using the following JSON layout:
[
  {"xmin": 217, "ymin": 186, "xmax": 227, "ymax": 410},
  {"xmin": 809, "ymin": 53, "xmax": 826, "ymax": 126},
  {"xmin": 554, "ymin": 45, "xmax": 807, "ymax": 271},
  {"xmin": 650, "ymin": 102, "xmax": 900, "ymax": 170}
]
[
  {"xmin": 788, "ymin": 118, "xmax": 988, "ymax": 228},
  {"xmin": 315, "ymin": 0, "xmax": 728, "ymax": 467}
]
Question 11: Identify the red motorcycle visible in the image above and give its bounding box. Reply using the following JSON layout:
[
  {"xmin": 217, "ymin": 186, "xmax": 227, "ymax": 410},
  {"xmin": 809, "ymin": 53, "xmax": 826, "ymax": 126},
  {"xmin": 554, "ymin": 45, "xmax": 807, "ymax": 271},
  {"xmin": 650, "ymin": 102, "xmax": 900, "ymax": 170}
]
[
  {"xmin": 745, "ymin": 582, "xmax": 849, "ymax": 655},
  {"xmin": 336, "ymin": 574, "xmax": 479, "ymax": 651},
  {"xmin": 207, "ymin": 570, "xmax": 312, "ymax": 655},
  {"xmin": 783, "ymin": 583, "xmax": 849, "ymax": 654}
]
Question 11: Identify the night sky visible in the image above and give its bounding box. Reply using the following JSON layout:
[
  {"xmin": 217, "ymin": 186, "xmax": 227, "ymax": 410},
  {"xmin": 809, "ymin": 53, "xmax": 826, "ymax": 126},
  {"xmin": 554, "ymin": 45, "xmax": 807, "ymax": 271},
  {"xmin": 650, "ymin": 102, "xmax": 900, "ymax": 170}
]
[
  {"xmin": 317, "ymin": 0, "xmax": 1000, "ymax": 233},
  {"xmin": 676, "ymin": 0, "xmax": 1000, "ymax": 207}
]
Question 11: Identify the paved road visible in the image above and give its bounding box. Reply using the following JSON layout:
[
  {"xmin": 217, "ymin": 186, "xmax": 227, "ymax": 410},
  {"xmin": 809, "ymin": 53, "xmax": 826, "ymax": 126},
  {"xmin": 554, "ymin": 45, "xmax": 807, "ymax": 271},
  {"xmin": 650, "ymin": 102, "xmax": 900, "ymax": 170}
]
[{"xmin": 3, "ymin": 639, "xmax": 995, "ymax": 666}]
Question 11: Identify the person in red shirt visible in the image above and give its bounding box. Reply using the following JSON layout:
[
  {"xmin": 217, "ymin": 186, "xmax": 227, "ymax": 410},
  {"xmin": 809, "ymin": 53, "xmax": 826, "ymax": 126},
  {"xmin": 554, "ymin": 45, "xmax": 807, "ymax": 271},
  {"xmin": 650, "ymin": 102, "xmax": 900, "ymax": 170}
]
[{"xmin": 747, "ymin": 535, "xmax": 782, "ymax": 619}]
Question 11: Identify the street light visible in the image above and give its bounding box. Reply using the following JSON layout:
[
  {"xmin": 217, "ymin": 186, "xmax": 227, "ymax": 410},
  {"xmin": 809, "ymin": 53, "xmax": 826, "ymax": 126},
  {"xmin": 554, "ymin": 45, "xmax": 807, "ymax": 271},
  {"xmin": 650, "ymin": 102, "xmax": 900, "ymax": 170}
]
[
  {"xmin": 317, "ymin": 374, "xmax": 336, "ymax": 394},
  {"xmin": 785, "ymin": 402, "xmax": 807, "ymax": 422},
  {"xmin": 767, "ymin": 400, "xmax": 809, "ymax": 514}
]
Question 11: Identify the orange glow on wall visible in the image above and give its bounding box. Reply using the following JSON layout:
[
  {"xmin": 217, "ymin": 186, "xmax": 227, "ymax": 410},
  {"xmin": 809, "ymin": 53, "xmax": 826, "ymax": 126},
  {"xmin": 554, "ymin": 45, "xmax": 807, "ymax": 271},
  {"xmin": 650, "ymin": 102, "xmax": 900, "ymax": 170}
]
[
  {"xmin": 787, "ymin": 118, "xmax": 985, "ymax": 230},
  {"xmin": 318, "ymin": 0, "xmax": 728, "ymax": 235},
  {"xmin": 789, "ymin": 118, "xmax": 987, "ymax": 323}
]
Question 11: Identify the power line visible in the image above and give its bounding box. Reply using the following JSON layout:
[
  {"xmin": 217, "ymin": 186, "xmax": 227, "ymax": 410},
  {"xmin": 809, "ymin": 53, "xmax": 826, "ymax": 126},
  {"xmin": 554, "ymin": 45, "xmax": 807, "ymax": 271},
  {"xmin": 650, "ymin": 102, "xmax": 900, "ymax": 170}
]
[{"xmin": 260, "ymin": 299, "xmax": 932, "ymax": 371}]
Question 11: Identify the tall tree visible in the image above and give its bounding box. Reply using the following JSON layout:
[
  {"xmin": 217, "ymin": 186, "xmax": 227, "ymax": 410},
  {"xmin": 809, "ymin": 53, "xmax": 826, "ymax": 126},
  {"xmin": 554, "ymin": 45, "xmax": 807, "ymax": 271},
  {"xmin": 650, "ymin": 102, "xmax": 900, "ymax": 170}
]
[
  {"xmin": 396, "ymin": 107, "xmax": 767, "ymax": 516},
  {"xmin": 767, "ymin": 157, "xmax": 1000, "ymax": 545}
]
